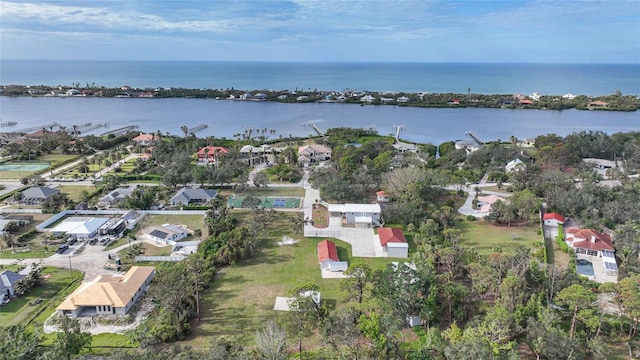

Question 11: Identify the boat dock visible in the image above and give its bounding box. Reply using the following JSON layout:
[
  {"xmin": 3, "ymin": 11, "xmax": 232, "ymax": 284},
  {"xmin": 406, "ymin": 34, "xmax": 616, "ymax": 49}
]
[
  {"xmin": 311, "ymin": 123, "xmax": 324, "ymax": 136},
  {"xmin": 15, "ymin": 122, "xmax": 60, "ymax": 133},
  {"xmin": 101, "ymin": 125, "xmax": 140, "ymax": 136},
  {"xmin": 188, "ymin": 124, "xmax": 208, "ymax": 133},
  {"xmin": 73, "ymin": 122, "xmax": 108, "ymax": 134}
]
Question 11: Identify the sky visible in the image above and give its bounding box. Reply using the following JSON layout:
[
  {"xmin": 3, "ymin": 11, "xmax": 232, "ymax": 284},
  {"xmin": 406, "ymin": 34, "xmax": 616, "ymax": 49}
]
[{"xmin": 0, "ymin": 0, "xmax": 639, "ymax": 63}]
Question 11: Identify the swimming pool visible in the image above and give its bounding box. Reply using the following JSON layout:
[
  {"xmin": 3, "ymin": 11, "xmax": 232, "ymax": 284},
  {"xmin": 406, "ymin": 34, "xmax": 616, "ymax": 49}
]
[{"xmin": 576, "ymin": 259, "xmax": 595, "ymax": 277}]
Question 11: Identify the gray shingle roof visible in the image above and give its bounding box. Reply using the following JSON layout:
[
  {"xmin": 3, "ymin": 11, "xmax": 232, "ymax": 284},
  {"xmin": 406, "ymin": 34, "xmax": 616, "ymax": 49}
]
[
  {"xmin": 22, "ymin": 186, "xmax": 59, "ymax": 199},
  {"xmin": 170, "ymin": 188, "xmax": 218, "ymax": 205},
  {"xmin": 1, "ymin": 270, "xmax": 24, "ymax": 288}
]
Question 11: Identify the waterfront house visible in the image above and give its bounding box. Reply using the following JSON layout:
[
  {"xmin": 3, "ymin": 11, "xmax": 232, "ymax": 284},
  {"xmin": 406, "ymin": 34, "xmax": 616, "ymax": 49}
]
[
  {"xmin": 378, "ymin": 227, "xmax": 409, "ymax": 258},
  {"xmin": 589, "ymin": 100, "xmax": 608, "ymax": 108},
  {"xmin": 132, "ymin": 133, "xmax": 159, "ymax": 146},
  {"xmin": 396, "ymin": 96, "xmax": 410, "ymax": 103},
  {"xmin": 298, "ymin": 144, "xmax": 332, "ymax": 164},
  {"xmin": 196, "ymin": 146, "xmax": 229, "ymax": 164},
  {"xmin": 169, "ymin": 188, "xmax": 218, "ymax": 206},
  {"xmin": 360, "ymin": 95, "xmax": 376, "ymax": 103},
  {"xmin": 56, "ymin": 266, "xmax": 155, "ymax": 318}
]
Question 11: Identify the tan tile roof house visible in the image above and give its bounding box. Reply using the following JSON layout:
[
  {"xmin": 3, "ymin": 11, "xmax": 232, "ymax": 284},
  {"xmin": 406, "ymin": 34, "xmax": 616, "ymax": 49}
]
[{"xmin": 56, "ymin": 266, "xmax": 155, "ymax": 318}]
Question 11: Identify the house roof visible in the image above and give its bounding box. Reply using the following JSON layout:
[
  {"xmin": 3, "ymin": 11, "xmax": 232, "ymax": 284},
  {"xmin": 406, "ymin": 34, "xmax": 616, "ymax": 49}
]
[
  {"xmin": 317, "ymin": 239, "xmax": 339, "ymax": 262},
  {"xmin": 143, "ymin": 224, "xmax": 188, "ymax": 239},
  {"xmin": 378, "ymin": 227, "xmax": 407, "ymax": 246},
  {"xmin": 376, "ymin": 191, "xmax": 387, "ymax": 196},
  {"xmin": 327, "ymin": 203, "xmax": 381, "ymax": 214},
  {"xmin": 543, "ymin": 212, "xmax": 565, "ymax": 223},
  {"xmin": 51, "ymin": 217, "xmax": 109, "ymax": 236},
  {"xmin": 170, "ymin": 188, "xmax": 218, "ymax": 204},
  {"xmin": 132, "ymin": 133, "xmax": 158, "ymax": 142},
  {"xmin": 99, "ymin": 186, "xmax": 136, "ymax": 204},
  {"xmin": 0, "ymin": 270, "xmax": 24, "ymax": 288},
  {"xmin": 57, "ymin": 266, "xmax": 155, "ymax": 311},
  {"xmin": 22, "ymin": 186, "xmax": 59, "ymax": 199},
  {"xmin": 298, "ymin": 144, "xmax": 332, "ymax": 155},
  {"xmin": 197, "ymin": 146, "xmax": 229, "ymax": 156},
  {"xmin": 567, "ymin": 228, "xmax": 614, "ymax": 252},
  {"xmin": 505, "ymin": 158, "xmax": 524, "ymax": 171}
]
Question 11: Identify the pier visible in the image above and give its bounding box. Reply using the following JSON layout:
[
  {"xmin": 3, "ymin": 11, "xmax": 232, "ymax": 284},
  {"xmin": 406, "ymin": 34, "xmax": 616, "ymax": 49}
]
[
  {"xmin": 101, "ymin": 125, "xmax": 140, "ymax": 136},
  {"xmin": 311, "ymin": 123, "xmax": 324, "ymax": 136},
  {"xmin": 466, "ymin": 131, "xmax": 484, "ymax": 146},
  {"xmin": 188, "ymin": 124, "xmax": 208, "ymax": 133},
  {"xmin": 14, "ymin": 122, "xmax": 60, "ymax": 133},
  {"xmin": 73, "ymin": 122, "xmax": 108, "ymax": 134},
  {"xmin": 0, "ymin": 120, "xmax": 17, "ymax": 127}
]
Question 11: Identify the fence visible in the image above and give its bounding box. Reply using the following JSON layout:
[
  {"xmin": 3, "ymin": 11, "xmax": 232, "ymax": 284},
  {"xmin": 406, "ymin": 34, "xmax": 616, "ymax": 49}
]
[{"xmin": 135, "ymin": 256, "xmax": 185, "ymax": 262}]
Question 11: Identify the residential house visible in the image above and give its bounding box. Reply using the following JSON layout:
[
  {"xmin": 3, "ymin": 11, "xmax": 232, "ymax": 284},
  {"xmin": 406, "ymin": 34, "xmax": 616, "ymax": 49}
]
[
  {"xmin": 562, "ymin": 93, "xmax": 576, "ymax": 100},
  {"xmin": 455, "ymin": 140, "xmax": 482, "ymax": 154},
  {"xmin": 378, "ymin": 227, "xmax": 409, "ymax": 258},
  {"xmin": 477, "ymin": 194, "xmax": 507, "ymax": 214},
  {"xmin": 376, "ymin": 191, "xmax": 390, "ymax": 203},
  {"xmin": 20, "ymin": 186, "xmax": 59, "ymax": 205},
  {"xmin": 1, "ymin": 270, "xmax": 24, "ymax": 299},
  {"xmin": 543, "ymin": 212, "xmax": 565, "ymax": 227},
  {"xmin": 297, "ymin": 144, "xmax": 332, "ymax": 164},
  {"xmin": 56, "ymin": 266, "xmax": 155, "ymax": 318},
  {"xmin": 589, "ymin": 100, "xmax": 608, "ymax": 108},
  {"xmin": 317, "ymin": 240, "xmax": 348, "ymax": 272},
  {"xmin": 393, "ymin": 142, "xmax": 419, "ymax": 153},
  {"xmin": 132, "ymin": 133, "xmax": 159, "ymax": 146},
  {"xmin": 396, "ymin": 96, "xmax": 410, "ymax": 103},
  {"xmin": 505, "ymin": 158, "xmax": 525, "ymax": 173},
  {"xmin": 196, "ymin": 146, "xmax": 229, "ymax": 163},
  {"xmin": 169, "ymin": 188, "xmax": 218, "ymax": 206},
  {"xmin": 98, "ymin": 186, "xmax": 137, "ymax": 208},
  {"xmin": 566, "ymin": 227, "xmax": 617, "ymax": 276},
  {"xmin": 66, "ymin": 89, "xmax": 81, "ymax": 96},
  {"xmin": 327, "ymin": 203, "xmax": 382, "ymax": 227},
  {"xmin": 143, "ymin": 224, "xmax": 190, "ymax": 245},
  {"xmin": 360, "ymin": 95, "xmax": 376, "ymax": 103},
  {"xmin": 49, "ymin": 217, "xmax": 110, "ymax": 240}
]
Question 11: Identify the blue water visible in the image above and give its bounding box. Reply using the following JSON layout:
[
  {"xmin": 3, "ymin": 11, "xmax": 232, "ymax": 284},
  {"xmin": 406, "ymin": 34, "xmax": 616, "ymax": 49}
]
[
  {"xmin": 2, "ymin": 60, "xmax": 639, "ymax": 95},
  {"xmin": 576, "ymin": 259, "xmax": 595, "ymax": 277},
  {"xmin": 1, "ymin": 96, "xmax": 638, "ymax": 145}
]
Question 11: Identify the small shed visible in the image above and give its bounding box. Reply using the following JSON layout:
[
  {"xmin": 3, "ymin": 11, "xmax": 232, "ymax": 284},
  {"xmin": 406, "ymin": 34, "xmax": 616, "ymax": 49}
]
[
  {"xmin": 317, "ymin": 240, "xmax": 348, "ymax": 272},
  {"xmin": 379, "ymin": 227, "xmax": 409, "ymax": 258},
  {"xmin": 543, "ymin": 212, "xmax": 565, "ymax": 227}
]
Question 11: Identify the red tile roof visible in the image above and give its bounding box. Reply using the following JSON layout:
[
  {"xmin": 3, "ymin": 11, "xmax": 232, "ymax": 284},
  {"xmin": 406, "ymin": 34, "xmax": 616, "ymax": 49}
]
[
  {"xmin": 317, "ymin": 240, "xmax": 339, "ymax": 262},
  {"xmin": 376, "ymin": 191, "xmax": 386, "ymax": 196},
  {"xmin": 378, "ymin": 227, "xmax": 407, "ymax": 246},
  {"xmin": 543, "ymin": 212, "xmax": 565, "ymax": 223},
  {"xmin": 132, "ymin": 133, "xmax": 158, "ymax": 142},
  {"xmin": 568, "ymin": 229, "xmax": 614, "ymax": 252},
  {"xmin": 197, "ymin": 146, "xmax": 229, "ymax": 158}
]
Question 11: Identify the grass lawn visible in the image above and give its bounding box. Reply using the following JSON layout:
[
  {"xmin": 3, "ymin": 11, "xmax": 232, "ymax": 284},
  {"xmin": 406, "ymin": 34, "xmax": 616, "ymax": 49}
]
[
  {"xmin": 0, "ymin": 267, "xmax": 83, "ymax": 328},
  {"xmin": 312, "ymin": 204, "xmax": 328, "ymax": 228},
  {"xmin": 235, "ymin": 187, "xmax": 305, "ymax": 197},
  {"xmin": 183, "ymin": 212, "xmax": 397, "ymax": 350},
  {"xmin": 456, "ymin": 219, "xmax": 540, "ymax": 254},
  {"xmin": 40, "ymin": 153, "xmax": 80, "ymax": 167},
  {"xmin": 143, "ymin": 214, "xmax": 205, "ymax": 232},
  {"xmin": 57, "ymin": 185, "xmax": 91, "ymax": 202}
]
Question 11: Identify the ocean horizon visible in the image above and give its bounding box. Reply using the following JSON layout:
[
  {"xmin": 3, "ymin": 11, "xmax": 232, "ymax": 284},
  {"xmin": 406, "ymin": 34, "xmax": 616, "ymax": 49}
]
[{"xmin": 2, "ymin": 60, "xmax": 639, "ymax": 96}]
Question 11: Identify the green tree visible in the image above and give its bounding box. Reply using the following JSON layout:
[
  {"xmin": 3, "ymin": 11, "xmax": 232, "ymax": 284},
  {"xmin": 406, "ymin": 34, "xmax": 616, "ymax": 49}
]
[
  {"xmin": 340, "ymin": 263, "xmax": 372, "ymax": 304},
  {"xmin": 0, "ymin": 324, "xmax": 41, "ymax": 360},
  {"xmin": 48, "ymin": 316, "xmax": 91, "ymax": 360},
  {"xmin": 255, "ymin": 320, "xmax": 287, "ymax": 360},
  {"xmin": 555, "ymin": 284, "xmax": 597, "ymax": 339}
]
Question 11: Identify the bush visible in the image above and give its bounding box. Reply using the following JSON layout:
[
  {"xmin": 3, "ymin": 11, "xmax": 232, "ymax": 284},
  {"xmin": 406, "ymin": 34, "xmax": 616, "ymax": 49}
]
[{"xmin": 466, "ymin": 215, "xmax": 476, "ymax": 221}]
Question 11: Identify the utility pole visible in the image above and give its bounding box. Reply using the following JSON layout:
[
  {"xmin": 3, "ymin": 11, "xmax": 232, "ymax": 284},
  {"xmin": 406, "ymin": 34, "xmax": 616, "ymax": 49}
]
[{"xmin": 68, "ymin": 255, "xmax": 73, "ymax": 280}]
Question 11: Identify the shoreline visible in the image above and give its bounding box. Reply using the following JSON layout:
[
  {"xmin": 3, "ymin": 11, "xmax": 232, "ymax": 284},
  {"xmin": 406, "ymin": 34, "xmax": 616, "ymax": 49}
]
[{"xmin": 1, "ymin": 84, "xmax": 638, "ymax": 112}]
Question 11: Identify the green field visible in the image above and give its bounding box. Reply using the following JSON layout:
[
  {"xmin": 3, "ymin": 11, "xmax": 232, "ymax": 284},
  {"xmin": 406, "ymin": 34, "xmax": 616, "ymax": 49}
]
[
  {"xmin": 184, "ymin": 218, "xmax": 397, "ymax": 349},
  {"xmin": 457, "ymin": 219, "xmax": 539, "ymax": 254},
  {"xmin": 0, "ymin": 267, "xmax": 83, "ymax": 327},
  {"xmin": 57, "ymin": 185, "xmax": 93, "ymax": 202}
]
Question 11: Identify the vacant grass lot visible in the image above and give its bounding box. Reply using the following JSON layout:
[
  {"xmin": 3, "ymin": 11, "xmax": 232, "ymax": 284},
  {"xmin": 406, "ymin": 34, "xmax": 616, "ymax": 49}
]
[
  {"xmin": 0, "ymin": 267, "xmax": 83, "ymax": 327},
  {"xmin": 184, "ymin": 213, "xmax": 397, "ymax": 349},
  {"xmin": 457, "ymin": 219, "xmax": 540, "ymax": 254},
  {"xmin": 57, "ymin": 185, "xmax": 92, "ymax": 202},
  {"xmin": 228, "ymin": 187, "xmax": 306, "ymax": 198}
]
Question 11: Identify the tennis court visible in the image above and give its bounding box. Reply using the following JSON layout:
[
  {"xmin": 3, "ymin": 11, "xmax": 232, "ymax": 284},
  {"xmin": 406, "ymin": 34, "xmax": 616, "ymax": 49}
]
[
  {"xmin": 228, "ymin": 195, "xmax": 301, "ymax": 209},
  {"xmin": 0, "ymin": 163, "xmax": 49, "ymax": 172}
]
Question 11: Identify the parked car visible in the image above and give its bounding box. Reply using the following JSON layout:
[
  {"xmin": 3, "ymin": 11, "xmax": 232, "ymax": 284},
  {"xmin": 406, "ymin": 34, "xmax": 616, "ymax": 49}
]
[
  {"xmin": 89, "ymin": 239, "xmax": 98, "ymax": 245},
  {"xmin": 56, "ymin": 245, "xmax": 69, "ymax": 254},
  {"xmin": 67, "ymin": 238, "xmax": 77, "ymax": 246}
]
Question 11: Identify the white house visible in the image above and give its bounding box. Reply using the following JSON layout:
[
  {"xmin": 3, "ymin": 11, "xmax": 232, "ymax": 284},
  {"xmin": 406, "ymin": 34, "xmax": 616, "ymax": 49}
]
[
  {"xmin": 56, "ymin": 266, "xmax": 155, "ymax": 318},
  {"xmin": 49, "ymin": 217, "xmax": 110, "ymax": 240},
  {"xmin": 328, "ymin": 203, "xmax": 382, "ymax": 227},
  {"xmin": 1, "ymin": 270, "xmax": 24, "ymax": 299},
  {"xmin": 143, "ymin": 224, "xmax": 190, "ymax": 245},
  {"xmin": 505, "ymin": 158, "xmax": 525, "ymax": 173},
  {"xmin": 378, "ymin": 227, "xmax": 409, "ymax": 258},
  {"xmin": 317, "ymin": 239, "xmax": 348, "ymax": 272},
  {"xmin": 543, "ymin": 212, "xmax": 565, "ymax": 227},
  {"xmin": 298, "ymin": 144, "xmax": 332, "ymax": 164}
]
